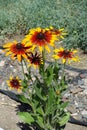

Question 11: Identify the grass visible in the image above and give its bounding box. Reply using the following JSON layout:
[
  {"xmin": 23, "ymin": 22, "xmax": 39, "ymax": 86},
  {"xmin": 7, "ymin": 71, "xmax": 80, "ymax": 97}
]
[{"xmin": 0, "ymin": 0, "xmax": 87, "ymax": 51}]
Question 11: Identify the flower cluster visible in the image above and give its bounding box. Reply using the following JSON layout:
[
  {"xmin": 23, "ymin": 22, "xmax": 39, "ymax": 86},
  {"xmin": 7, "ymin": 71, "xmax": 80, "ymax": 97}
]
[
  {"xmin": 3, "ymin": 26, "xmax": 79, "ymax": 130},
  {"xmin": 3, "ymin": 27, "xmax": 79, "ymax": 91}
]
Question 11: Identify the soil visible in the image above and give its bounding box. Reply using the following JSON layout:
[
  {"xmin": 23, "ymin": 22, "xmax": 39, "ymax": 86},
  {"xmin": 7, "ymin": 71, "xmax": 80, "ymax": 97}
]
[{"xmin": 0, "ymin": 35, "xmax": 87, "ymax": 130}]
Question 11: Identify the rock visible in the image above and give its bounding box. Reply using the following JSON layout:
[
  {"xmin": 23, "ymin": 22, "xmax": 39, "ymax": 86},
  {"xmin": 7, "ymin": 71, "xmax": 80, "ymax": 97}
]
[
  {"xmin": 0, "ymin": 49, "xmax": 4, "ymax": 54},
  {"xmin": 82, "ymin": 115, "xmax": 87, "ymax": 122},
  {"xmin": 84, "ymin": 79, "xmax": 87, "ymax": 86},
  {"xmin": 79, "ymin": 85, "xmax": 87, "ymax": 89},
  {"xmin": 67, "ymin": 105, "xmax": 76, "ymax": 114},
  {"xmin": 63, "ymin": 93, "xmax": 71, "ymax": 98},
  {"xmin": 80, "ymin": 73, "xmax": 87, "ymax": 79},
  {"xmin": 81, "ymin": 110, "xmax": 87, "ymax": 115},
  {"xmin": 70, "ymin": 87, "xmax": 83, "ymax": 94},
  {"xmin": 78, "ymin": 79, "xmax": 84, "ymax": 85},
  {"xmin": 83, "ymin": 89, "xmax": 87, "ymax": 94},
  {"xmin": 62, "ymin": 97, "xmax": 69, "ymax": 102},
  {"xmin": 0, "ymin": 60, "xmax": 5, "ymax": 67},
  {"xmin": 0, "ymin": 128, "xmax": 4, "ymax": 130},
  {"xmin": 77, "ymin": 93, "xmax": 85, "ymax": 98},
  {"xmin": 74, "ymin": 101, "xmax": 78, "ymax": 107}
]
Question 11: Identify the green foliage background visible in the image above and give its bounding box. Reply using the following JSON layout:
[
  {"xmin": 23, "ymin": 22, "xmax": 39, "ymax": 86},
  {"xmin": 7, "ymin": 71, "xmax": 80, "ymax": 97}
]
[{"xmin": 0, "ymin": 0, "xmax": 87, "ymax": 51}]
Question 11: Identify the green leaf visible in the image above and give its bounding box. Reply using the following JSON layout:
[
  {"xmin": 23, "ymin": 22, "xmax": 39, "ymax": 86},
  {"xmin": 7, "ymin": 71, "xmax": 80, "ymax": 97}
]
[
  {"xmin": 36, "ymin": 116, "xmax": 44, "ymax": 128},
  {"xmin": 59, "ymin": 113, "xmax": 70, "ymax": 126},
  {"xmin": 17, "ymin": 94, "xmax": 30, "ymax": 104},
  {"xmin": 45, "ymin": 65, "xmax": 54, "ymax": 85},
  {"xmin": 60, "ymin": 101, "xmax": 69, "ymax": 109},
  {"xmin": 53, "ymin": 63, "xmax": 60, "ymax": 80},
  {"xmin": 22, "ymin": 79, "xmax": 28, "ymax": 88},
  {"xmin": 18, "ymin": 112, "xmax": 34, "ymax": 124},
  {"xmin": 37, "ymin": 106, "xmax": 44, "ymax": 116},
  {"xmin": 46, "ymin": 88, "xmax": 56, "ymax": 115},
  {"xmin": 35, "ymin": 86, "xmax": 46, "ymax": 101}
]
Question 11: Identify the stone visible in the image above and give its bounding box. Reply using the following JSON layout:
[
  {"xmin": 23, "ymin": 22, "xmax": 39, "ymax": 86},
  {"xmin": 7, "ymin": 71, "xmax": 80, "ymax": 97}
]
[
  {"xmin": 83, "ymin": 89, "xmax": 87, "ymax": 94},
  {"xmin": 0, "ymin": 128, "xmax": 4, "ymax": 130},
  {"xmin": 0, "ymin": 49, "xmax": 4, "ymax": 54},
  {"xmin": 84, "ymin": 79, "xmax": 87, "ymax": 86},
  {"xmin": 63, "ymin": 93, "xmax": 71, "ymax": 98},
  {"xmin": 74, "ymin": 101, "xmax": 78, "ymax": 107},
  {"xmin": 82, "ymin": 115, "xmax": 87, "ymax": 122},
  {"xmin": 70, "ymin": 87, "xmax": 83, "ymax": 94},
  {"xmin": 78, "ymin": 79, "xmax": 84, "ymax": 85},
  {"xmin": 67, "ymin": 105, "xmax": 76, "ymax": 113},
  {"xmin": 77, "ymin": 93, "xmax": 85, "ymax": 98},
  {"xmin": 79, "ymin": 73, "xmax": 87, "ymax": 78},
  {"xmin": 81, "ymin": 110, "xmax": 87, "ymax": 115},
  {"xmin": 79, "ymin": 85, "xmax": 87, "ymax": 89},
  {"xmin": 0, "ymin": 60, "xmax": 5, "ymax": 67}
]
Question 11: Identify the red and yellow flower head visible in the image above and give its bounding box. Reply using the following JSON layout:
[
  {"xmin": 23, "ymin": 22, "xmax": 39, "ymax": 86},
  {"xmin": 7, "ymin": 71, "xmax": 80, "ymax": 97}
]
[
  {"xmin": 22, "ymin": 27, "xmax": 57, "ymax": 52},
  {"xmin": 3, "ymin": 40, "xmax": 32, "ymax": 61},
  {"xmin": 7, "ymin": 76, "xmax": 22, "ymax": 92},
  {"xmin": 27, "ymin": 51, "xmax": 43, "ymax": 68},
  {"xmin": 49, "ymin": 26, "xmax": 67, "ymax": 40},
  {"xmin": 53, "ymin": 47, "xmax": 79, "ymax": 63}
]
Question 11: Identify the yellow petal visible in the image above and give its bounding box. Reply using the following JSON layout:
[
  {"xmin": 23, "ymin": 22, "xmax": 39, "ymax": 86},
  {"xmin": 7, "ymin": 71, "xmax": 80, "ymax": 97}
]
[
  {"xmin": 53, "ymin": 49, "xmax": 59, "ymax": 53},
  {"xmin": 60, "ymin": 35, "xmax": 64, "ymax": 39},
  {"xmin": 62, "ymin": 58, "xmax": 66, "ymax": 63},
  {"xmin": 53, "ymin": 55, "xmax": 59, "ymax": 59},
  {"xmin": 3, "ymin": 42, "xmax": 12, "ymax": 48},
  {"xmin": 5, "ymin": 51, "xmax": 12, "ymax": 56},
  {"xmin": 73, "ymin": 50, "xmax": 78, "ymax": 53},
  {"xmin": 60, "ymin": 47, "xmax": 64, "ymax": 51},
  {"xmin": 10, "ymin": 76, "xmax": 13, "ymax": 80},
  {"xmin": 45, "ymin": 46, "xmax": 50, "ymax": 52},
  {"xmin": 39, "ymin": 46, "xmax": 43, "ymax": 52},
  {"xmin": 22, "ymin": 54, "xmax": 27, "ymax": 59},
  {"xmin": 17, "ymin": 55, "xmax": 21, "ymax": 61},
  {"xmin": 59, "ymin": 28, "xmax": 64, "ymax": 31},
  {"xmin": 11, "ymin": 54, "xmax": 16, "ymax": 60}
]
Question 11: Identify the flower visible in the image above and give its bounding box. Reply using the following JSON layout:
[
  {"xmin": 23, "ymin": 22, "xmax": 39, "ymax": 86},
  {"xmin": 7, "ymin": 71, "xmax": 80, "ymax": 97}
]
[
  {"xmin": 22, "ymin": 27, "xmax": 57, "ymax": 52},
  {"xmin": 49, "ymin": 26, "xmax": 67, "ymax": 39},
  {"xmin": 27, "ymin": 52, "xmax": 43, "ymax": 68},
  {"xmin": 53, "ymin": 47, "xmax": 79, "ymax": 63},
  {"xmin": 56, "ymin": 90, "xmax": 60, "ymax": 95},
  {"xmin": 7, "ymin": 76, "xmax": 22, "ymax": 92},
  {"xmin": 3, "ymin": 41, "xmax": 32, "ymax": 61}
]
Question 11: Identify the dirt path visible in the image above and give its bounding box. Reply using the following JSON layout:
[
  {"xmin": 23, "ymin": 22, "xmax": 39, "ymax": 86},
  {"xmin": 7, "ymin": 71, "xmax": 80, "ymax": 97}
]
[{"xmin": 0, "ymin": 93, "xmax": 20, "ymax": 130}]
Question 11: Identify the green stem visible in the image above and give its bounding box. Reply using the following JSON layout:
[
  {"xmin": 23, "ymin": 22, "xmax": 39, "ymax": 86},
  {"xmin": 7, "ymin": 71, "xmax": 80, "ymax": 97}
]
[
  {"xmin": 62, "ymin": 62, "xmax": 66, "ymax": 80},
  {"xmin": 23, "ymin": 59, "xmax": 33, "ymax": 83},
  {"xmin": 41, "ymin": 47, "xmax": 46, "ymax": 78},
  {"xmin": 42, "ymin": 48, "xmax": 45, "ymax": 71},
  {"xmin": 23, "ymin": 59, "xmax": 29, "ymax": 72},
  {"xmin": 21, "ymin": 60, "xmax": 25, "ymax": 79}
]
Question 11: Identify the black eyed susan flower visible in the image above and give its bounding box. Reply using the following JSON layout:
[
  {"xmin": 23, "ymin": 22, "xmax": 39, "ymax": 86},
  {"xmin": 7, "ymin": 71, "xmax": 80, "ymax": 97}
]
[
  {"xmin": 7, "ymin": 76, "xmax": 22, "ymax": 92},
  {"xmin": 27, "ymin": 52, "xmax": 43, "ymax": 68},
  {"xmin": 49, "ymin": 26, "xmax": 67, "ymax": 40},
  {"xmin": 53, "ymin": 47, "xmax": 79, "ymax": 63},
  {"xmin": 3, "ymin": 41, "xmax": 32, "ymax": 61},
  {"xmin": 22, "ymin": 27, "xmax": 57, "ymax": 52}
]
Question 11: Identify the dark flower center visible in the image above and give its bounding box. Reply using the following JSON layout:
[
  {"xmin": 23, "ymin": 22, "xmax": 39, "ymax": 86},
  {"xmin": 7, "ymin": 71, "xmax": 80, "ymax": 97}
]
[
  {"xmin": 16, "ymin": 43, "xmax": 23, "ymax": 49},
  {"xmin": 37, "ymin": 32, "xmax": 45, "ymax": 40},
  {"xmin": 11, "ymin": 79, "xmax": 20, "ymax": 88},
  {"xmin": 28, "ymin": 52, "xmax": 42, "ymax": 65},
  {"xmin": 63, "ymin": 50, "xmax": 70, "ymax": 55},
  {"xmin": 32, "ymin": 57, "xmax": 39, "ymax": 63}
]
